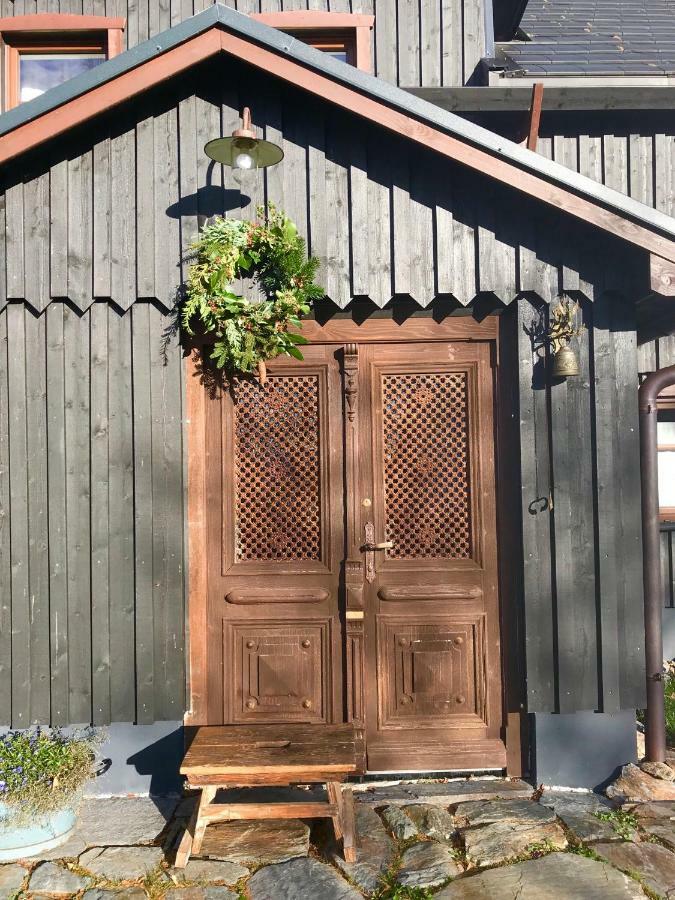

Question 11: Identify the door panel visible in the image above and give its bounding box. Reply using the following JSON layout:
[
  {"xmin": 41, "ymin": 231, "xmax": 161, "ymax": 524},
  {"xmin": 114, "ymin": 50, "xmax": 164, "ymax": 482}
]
[
  {"xmin": 201, "ymin": 330, "xmax": 504, "ymax": 771},
  {"xmin": 359, "ymin": 342, "xmax": 504, "ymax": 771},
  {"xmin": 205, "ymin": 345, "xmax": 344, "ymax": 725}
]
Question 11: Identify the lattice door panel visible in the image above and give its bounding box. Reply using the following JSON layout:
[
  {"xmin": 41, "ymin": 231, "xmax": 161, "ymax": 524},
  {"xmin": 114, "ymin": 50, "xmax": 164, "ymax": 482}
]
[
  {"xmin": 232, "ymin": 375, "xmax": 322, "ymax": 563},
  {"xmin": 381, "ymin": 372, "xmax": 471, "ymax": 559}
]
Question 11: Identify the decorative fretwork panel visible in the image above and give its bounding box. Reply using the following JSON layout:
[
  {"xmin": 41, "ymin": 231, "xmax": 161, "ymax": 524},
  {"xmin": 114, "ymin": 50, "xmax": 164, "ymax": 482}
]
[
  {"xmin": 381, "ymin": 372, "xmax": 471, "ymax": 559},
  {"xmin": 233, "ymin": 376, "xmax": 321, "ymax": 562}
]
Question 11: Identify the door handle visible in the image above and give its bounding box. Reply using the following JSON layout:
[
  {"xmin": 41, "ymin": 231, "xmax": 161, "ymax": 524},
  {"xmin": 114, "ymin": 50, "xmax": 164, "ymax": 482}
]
[{"xmin": 363, "ymin": 522, "xmax": 392, "ymax": 583}]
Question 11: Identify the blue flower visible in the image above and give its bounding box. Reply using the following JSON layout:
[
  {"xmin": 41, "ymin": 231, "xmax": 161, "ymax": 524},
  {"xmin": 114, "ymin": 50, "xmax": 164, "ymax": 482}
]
[{"xmin": 0, "ymin": 781, "xmax": 6, "ymax": 792}]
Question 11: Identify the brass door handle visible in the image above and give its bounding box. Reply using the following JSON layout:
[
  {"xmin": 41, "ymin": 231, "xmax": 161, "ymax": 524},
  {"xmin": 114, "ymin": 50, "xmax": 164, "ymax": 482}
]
[{"xmin": 363, "ymin": 541, "xmax": 394, "ymax": 551}]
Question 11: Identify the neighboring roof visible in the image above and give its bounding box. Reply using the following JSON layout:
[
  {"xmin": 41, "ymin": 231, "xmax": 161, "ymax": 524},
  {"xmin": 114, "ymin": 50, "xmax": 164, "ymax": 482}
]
[
  {"xmin": 409, "ymin": 84, "xmax": 675, "ymax": 110},
  {"xmin": 1, "ymin": 3, "xmax": 675, "ymax": 271},
  {"xmin": 497, "ymin": 0, "xmax": 675, "ymax": 77}
]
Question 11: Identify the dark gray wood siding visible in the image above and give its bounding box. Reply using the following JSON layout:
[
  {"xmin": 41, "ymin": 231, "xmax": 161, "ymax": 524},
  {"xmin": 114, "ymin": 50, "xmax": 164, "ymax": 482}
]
[
  {"xmin": 0, "ymin": 0, "xmax": 487, "ymax": 94},
  {"xmin": 0, "ymin": 59, "xmax": 649, "ymax": 725},
  {"xmin": 0, "ymin": 302, "xmax": 185, "ymax": 727}
]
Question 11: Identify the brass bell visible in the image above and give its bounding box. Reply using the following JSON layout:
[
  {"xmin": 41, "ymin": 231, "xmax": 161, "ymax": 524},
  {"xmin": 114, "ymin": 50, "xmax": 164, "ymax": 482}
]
[{"xmin": 551, "ymin": 344, "xmax": 580, "ymax": 378}]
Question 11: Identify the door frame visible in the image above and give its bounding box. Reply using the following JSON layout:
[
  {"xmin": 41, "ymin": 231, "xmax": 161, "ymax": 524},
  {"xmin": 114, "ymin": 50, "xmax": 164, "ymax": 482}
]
[{"xmin": 184, "ymin": 311, "xmax": 525, "ymax": 774}]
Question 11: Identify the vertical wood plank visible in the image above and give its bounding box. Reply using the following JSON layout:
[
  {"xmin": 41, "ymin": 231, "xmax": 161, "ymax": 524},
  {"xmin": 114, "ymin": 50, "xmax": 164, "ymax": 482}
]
[
  {"xmin": 67, "ymin": 151, "xmax": 94, "ymax": 311},
  {"xmin": 93, "ymin": 137, "xmax": 113, "ymax": 299},
  {"xmin": 7, "ymin": 305, "xmax": 30, "ymax": 726},
  {"xmin": 110, "ymin": 128, "xmax": 137, "ymax": 310},
  {"xmin": 324, "ymin": 116, "xmax": 350, "ymax": 307},
  {"xmin": 136, "ymin": 116, "xmax": 155, "ymax": 299},
  {"xmin": 91, "ymin": 303, "xmax": 111, "ymax": 725},
  {"xmin": 391, "ymin": 139, "xmax": 410, "ymax": 298},
  {"xmin": 6, "ymin": 183, "xmax": 25, "ymax": 300},
  {"xmin": 108, "ymin": 307, "xmax": 136, "ymax": 721},
  {"xmin": 420, "ymin": 0, "xmax": 441, "ymax": 86},
  {"xmin": 25, "ymin": 308, "xmax": 50, "ymax": 723},
  {"xmin": 50, "ymin": 160, "xmax": 69, "ymax": 299},
  {"xmin": 442, "ymin": 0, "xmax": 462, "ymax": 86},
  {"xmin": 23, "ymin": 172, "xmax": 50, "ymax": 312},
  {"xmin": 0, "ymin": 309, "xmax": 11, "ymax": 723},
  {"xmin": 154, "ymin": 107, "xmax": 181, "ymax": 310},
  {"xmin": 151, "ymin": 307, "xmax": 185, "ymax": 719},
  {"xmin": 462, "ymin": 0, "xmax": 484, "ymax": 84},
  {"xmin": 366, "ymin": 130, "xmax": 392, "ymax": 307},
  {"xmin": 132, "ymin": 303, "xmax": 154, "ymax": 723},
  {"xmin": 349, "ymin": 124, "xmax": 369, "ymax": 297},
  {"xmin": 397, "ymin": 0, "xmax": 420, "ymax": 86},
  {"xmin": 408, "ymin": 148, "xmax": 435, "ymax": 306},
  {"xmin": 374, "ymin": 0, "xmax": 397, "ymax": 83},
  {"xmin": 64, "ymin": 305, "xmax": 92, "ymax": 723},
  {"xmin": 46, "ymin": 303, "xmax": 69, "ymax": 724}
]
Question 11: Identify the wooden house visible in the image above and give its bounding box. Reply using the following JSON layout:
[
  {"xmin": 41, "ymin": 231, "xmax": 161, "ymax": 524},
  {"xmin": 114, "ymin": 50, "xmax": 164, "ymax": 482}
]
[{"xmin": 1, "ymin": 0, "xmax": 675, "ymax": 791}]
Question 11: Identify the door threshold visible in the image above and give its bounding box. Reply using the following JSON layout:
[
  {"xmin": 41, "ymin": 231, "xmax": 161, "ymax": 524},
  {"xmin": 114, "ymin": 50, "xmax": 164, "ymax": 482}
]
[{"xmin": 356, "ymin": 768, "xmax": 506, "ymax": 780}]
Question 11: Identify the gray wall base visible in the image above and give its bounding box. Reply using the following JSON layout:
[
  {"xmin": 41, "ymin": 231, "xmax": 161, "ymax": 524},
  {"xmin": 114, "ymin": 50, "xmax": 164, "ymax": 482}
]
[
  {"xmin": 532, "ymin": 710, "xmax": 637, "ymax": 791},
  {"xmin": 86, "ymin": 722, "xmax": 184, "ymax": 797}
]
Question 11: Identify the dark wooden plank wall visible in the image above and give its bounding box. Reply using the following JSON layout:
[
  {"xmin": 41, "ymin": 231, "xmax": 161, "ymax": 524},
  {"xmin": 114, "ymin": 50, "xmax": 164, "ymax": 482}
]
[
  {"xmin": 503, "ymin": 292, "xmax": 646, "ymax": 714},
  {"xmin": 0, "ymin": 302, "xmax": 185, "ymax": 727},
  {"xmin": 0, "ymin": 64, "xmax": 645, "ymax": 317},
  {"xmin": 0, "ymin": 65, "xmax": 649, "ymax": 725},
  {"xmin": 0, "ymin": 0, "xmax": 487, "ymax": 90}
]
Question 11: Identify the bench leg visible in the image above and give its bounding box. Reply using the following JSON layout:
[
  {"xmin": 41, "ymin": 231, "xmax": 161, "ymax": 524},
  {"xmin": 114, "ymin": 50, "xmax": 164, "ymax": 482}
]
[
  {"xmin": 174, "ymin": 786, "xmax": 216, "ymax": 868},
  {"xmin": 341, "ymin": 787, "xmax": 357, "ymax": 863},
  {"xmin": 326, "ymin": 782, "xmax": 343, "ymax": 843},
  {"xmin": 192, "ymin": 786, "xmax": 218, "ymax": 856}
]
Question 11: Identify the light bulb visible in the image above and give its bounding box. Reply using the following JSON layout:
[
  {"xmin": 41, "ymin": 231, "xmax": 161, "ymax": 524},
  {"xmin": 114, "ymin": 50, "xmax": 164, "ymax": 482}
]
[{"xmin": 234, "ymin": 151, "xmax": 255, "ymax": 170}]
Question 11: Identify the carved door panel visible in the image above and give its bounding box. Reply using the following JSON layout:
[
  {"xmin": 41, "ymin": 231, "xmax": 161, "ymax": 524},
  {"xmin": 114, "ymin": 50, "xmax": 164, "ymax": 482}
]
[
  {"xmin": 357, "ymin": 343, "xmax": 505, "ymax": 771},
  {"xmin": 204, "ymin": 346, "xmax": 344, "ymax": 725}
]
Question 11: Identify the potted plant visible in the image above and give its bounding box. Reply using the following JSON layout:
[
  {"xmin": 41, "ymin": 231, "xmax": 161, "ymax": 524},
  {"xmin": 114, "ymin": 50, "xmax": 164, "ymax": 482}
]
[{"xmin": 0, "ymin": 726, "xmax": 103, "ymax": 860}]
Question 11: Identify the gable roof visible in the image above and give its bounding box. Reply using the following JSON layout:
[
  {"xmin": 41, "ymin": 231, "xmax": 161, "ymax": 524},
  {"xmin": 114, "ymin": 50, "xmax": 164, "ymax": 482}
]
[
  {"xmin": 498, "ymin": 0, "xmax": 675, "ymax": 77},
  {"xmin": 2, "ymin": 3, "xmax": 675, "ymax": 274}
]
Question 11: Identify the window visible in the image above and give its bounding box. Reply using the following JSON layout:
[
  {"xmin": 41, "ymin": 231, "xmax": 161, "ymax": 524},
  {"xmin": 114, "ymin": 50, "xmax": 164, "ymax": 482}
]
[
  {"xmin": 0, "ymin": 14, "xmax": 125, "ymax": 109},
  {"xmin": 251, "ymin": 12, "xmax": 374, "ymax": 72},
  {"xmin": 659, "ymin": 413, "xmax": 675, "ymax": 523}
]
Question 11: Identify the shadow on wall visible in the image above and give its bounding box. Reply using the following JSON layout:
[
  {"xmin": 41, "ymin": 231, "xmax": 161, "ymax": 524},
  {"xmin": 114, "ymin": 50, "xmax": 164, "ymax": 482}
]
[{"xmin": 88, "ymin": 722, "xmax": 185, "ymax": 798}]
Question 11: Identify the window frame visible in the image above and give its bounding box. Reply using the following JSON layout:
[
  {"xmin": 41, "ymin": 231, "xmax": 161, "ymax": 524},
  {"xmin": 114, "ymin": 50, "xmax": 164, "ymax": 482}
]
[
  {"xmin": 250, "ymin": 11, "xmax": 374, "ymax": 73},
  {"xmin": 0, "ymin": 14, "xmax": 125, "ymax": 110}
]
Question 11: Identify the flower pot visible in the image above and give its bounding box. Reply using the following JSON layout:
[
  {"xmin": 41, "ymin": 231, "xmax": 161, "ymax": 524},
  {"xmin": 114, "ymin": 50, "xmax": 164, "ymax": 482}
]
[{"xmin": 0, "ymin": 802, "xmax": 76, "ymax": 861}]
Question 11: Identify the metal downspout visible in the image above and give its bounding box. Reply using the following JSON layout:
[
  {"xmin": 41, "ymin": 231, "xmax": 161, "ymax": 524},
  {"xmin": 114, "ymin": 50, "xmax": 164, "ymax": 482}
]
[{"xmin": 639, "ymin": 364, "xmax": 675, "ymax": 762}]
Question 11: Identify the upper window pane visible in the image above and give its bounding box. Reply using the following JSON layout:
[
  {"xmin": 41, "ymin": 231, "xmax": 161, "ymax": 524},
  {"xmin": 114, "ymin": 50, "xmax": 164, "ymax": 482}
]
[{"xmin": 19, "ymin": 53, "xmax": 105, "ymax": 102}]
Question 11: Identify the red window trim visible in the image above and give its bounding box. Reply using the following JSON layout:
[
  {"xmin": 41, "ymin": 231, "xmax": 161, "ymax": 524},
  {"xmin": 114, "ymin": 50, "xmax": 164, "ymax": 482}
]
[
  {"xmin": 0, "ymin": 13, "xmax": 126, "ymax": 110},
  {"xmin": 250, "ymin": 11, "xmax": 374, "ymax": 73}
]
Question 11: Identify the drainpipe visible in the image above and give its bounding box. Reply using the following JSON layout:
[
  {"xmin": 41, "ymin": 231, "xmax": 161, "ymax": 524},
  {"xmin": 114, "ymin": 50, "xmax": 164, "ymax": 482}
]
[{"xmin": 639, "ymin": 364, "xmax": 675, "ymax": 762}]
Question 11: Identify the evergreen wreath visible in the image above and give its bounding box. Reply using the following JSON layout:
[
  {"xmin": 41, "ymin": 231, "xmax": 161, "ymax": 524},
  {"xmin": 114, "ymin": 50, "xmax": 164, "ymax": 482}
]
[{"xmin": 180, "ymin": 204, "xmax": 323, "ymax": 381}]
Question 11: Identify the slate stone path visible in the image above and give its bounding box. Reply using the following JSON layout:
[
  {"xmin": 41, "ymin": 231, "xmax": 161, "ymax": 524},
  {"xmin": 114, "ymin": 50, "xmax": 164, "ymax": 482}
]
[{"xmin": 6, "ymin": 769, "xmax": 675, "ymax": 898}]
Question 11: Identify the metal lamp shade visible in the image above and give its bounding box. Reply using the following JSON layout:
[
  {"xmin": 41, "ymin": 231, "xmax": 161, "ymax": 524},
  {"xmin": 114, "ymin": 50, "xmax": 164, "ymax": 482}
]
[{"xmin": 204, "ymin": 135, "xmax": 284, "ymax": 169}]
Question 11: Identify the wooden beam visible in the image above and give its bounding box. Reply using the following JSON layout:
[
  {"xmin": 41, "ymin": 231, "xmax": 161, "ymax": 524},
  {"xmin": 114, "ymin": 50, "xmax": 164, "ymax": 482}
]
[
  {"xmin": 526, "ymin": 82, "xmax": 544, "ymax": 152},
  {"xmin": 650, "ymin": 254, "xmax": 675, "ymax": 296}
]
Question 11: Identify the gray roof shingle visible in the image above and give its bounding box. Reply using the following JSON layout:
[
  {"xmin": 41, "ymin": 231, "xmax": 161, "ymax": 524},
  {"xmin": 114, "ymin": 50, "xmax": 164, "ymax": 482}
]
[{"xmin": 497, "ymin": 0, "xmax": 675, "ymax": 76}]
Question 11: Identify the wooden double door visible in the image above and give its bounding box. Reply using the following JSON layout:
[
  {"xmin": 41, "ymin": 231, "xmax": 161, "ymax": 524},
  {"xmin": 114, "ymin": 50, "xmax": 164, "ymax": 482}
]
[{"xmin": 197, "ymin": 320, "xmax": 505, "ymax": 771}]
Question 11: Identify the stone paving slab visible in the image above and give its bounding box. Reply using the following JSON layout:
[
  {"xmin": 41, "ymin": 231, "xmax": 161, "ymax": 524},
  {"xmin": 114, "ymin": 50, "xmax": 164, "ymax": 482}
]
[
  {"xmin": 76, "ymin": 797, "xmax": 177, "ymax": 846},
  {"xmin": 402, "ymin": 804, "xmax": 456, "ymax": 843},
  {"xmin": 248, "ymin": 858, "xmax": 361, "ymax": 900},
  {"xmin": 381, "ymin": 805, "xmax": 418, "ymax": 840},
  {"xmin": 199, "ymin": 819, "xmax": 309, "ymax": 866},
  {"xmin": 396, "ymin": 841, "xmax": 462, "ymax": 888},
  {"xmin": 628, "ymin": 800, "xmax": 675, "ymax": 820},
  {"xmin": 28, "ymin": 861, "xmax": 90, "ymax": 896},
  {"xmin": 0, "ymin": 862, "xmax": 27, "ymax": 894},
  {"xmin": 594, "ymin": 840, "xmax": 675, "ymax": 898},
  {"xmin": 356, "ymin": 779, "xmax": 532, "ymax": 806},
  {"xmin": 463, "ymin": 820, "xmax": 568, "ymax": 867},
  {"xmin": 539, "ymin": 791, "xmax": 621, "ymax": 843},
  {"xmin": 170, "ymin": 858, "xmax": 248, "ymax": 884},
  {"xmin": 79, "ymin": 845, "xmax": 165, "ymax": 879},
  {"xmin": 436, "ymin": 852, "xmax": 648, "ymax": 899},
  {"xmin": 454, "ymin": 799, "xmax": 557, "ymax": 828},
  {"xmin": 331, "ymin": 804, "xmax": 395, "ymax": 893},
  {"xmin": 640, "ymin": 822, "xmax": 675, "ymax": 848}
]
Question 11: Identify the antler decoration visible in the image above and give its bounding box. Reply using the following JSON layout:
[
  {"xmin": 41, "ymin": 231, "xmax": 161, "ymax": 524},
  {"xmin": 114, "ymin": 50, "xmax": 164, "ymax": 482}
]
[{"xmin": 548, "ymin": 297, "xmax": 584, "ymax": 353}]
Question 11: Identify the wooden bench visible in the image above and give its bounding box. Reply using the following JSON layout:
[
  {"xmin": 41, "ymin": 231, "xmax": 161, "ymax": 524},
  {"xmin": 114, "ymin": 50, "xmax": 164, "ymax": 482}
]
[{"xmin": 175, "ymin": 723, "xmax": 364, "ymax": 868}]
